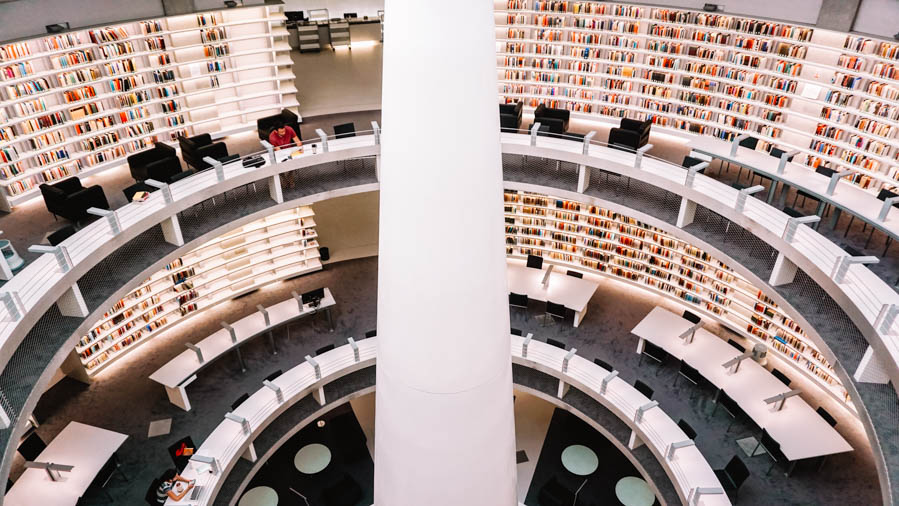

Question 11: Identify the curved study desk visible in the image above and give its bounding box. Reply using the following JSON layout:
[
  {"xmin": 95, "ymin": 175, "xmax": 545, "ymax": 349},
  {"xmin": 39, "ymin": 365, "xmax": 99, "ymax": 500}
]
[{"xmin": 169, "ymin": 336, "xmax": 729, "ymax": 506}]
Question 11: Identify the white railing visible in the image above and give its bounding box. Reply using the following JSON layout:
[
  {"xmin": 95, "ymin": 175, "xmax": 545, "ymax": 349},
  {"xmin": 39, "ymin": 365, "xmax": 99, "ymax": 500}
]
[
  {"xmin": 1, "ymin": 129, "xmax": 897, "ymax": 418},
  {"xmin": 173, "ymin": 336, "xmax": 728, "ymax": 506}
]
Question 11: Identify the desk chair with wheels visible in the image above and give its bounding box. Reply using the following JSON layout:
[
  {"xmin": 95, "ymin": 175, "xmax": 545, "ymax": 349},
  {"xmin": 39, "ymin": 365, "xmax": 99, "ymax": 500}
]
[
  {"xmin": 509, "ymin": 292, "xmax": 529, "ymax": 320},
  {"xmin": 714, "ymin": 455, "xmax": 751, "ymax": 503},
  {"xmin": 333, "ymin": 122, "xmax": 356, "ymax": 138},
  {"xmin": 638, "ymin": 341, "xmax": 669, "ymax": 373},
  {"xmin": 677, "ymin": 418, "xmax": 697, "ymax": 440},
  {"xmin": 17, "ymin": 432, "xmax": 46, "ymax": 461},
  {"xmin": 771, "ymin": 368, "xmax": 791, "ymax": 386},
  {"xmin": 593, "ymin": 357, "xmax": 612, "ymax": 371},
  {"xmin": 546, "ymin": 338, "xmax": 566, "ymax": 350},
  {"xmin": 634, "ymin": 379, "xmax": 654, "ymax": 399},
  {"xmin": 526, "ymin": 254, "xmax": 543, "ymax": 269},
  {"xmin": 566, "ymin": 270, "xmax": 583, "ymax": 278},
  {"xmin": 167, "ymin": 437, "xmax": 196, "ymax": 472},
  {"xmin": 542, "ymin": 301, "xmax": 567, "ymax": 327},
  {"xmin": 674, "ymin": 359, "xmax": 704, "ymax": 398},
  {"xmin": 231, "ymin": 393, "xmax": 249, "ymax": 411}
]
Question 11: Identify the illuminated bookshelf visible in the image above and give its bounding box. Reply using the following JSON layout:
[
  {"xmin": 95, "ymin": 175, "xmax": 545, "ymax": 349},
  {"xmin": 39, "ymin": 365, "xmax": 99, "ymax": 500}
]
[
  {"xmin": 495, "ymin": 1, "xmax": 899, "ymax": 193},
  {"xmin": 504, "ymin": 189, "xmax": 851, "ymax": 408},
  {"xmin": 75, "ymin": 206, "xmax": 319, "ymax": 376},
  {"xmin": 0, "ymin": 4, "xmax": 296, "ymax": 211}
]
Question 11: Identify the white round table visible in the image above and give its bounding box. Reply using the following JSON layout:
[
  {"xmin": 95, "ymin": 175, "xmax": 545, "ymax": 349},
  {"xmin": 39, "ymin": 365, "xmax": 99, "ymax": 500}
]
[
  {"xmin": 238, "ymin": 486, "xmax": 278, "ymax": 506},
  {"xmin": 294, "ymin": 443, "xmax": 332, "ymax": 474},
  {"xmin": 560, "ymin": 444, "xmax": 599, "ymax": 476},
  {"xmin": 615, "ymin": 476, "xmax": 655, "ymax": 506}
]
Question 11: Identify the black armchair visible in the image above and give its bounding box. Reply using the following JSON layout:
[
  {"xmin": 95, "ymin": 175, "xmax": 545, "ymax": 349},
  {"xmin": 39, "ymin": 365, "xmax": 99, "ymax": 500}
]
[
  {"xmin": 40, "ymin": 177, "xmax": 109, "ymax": 222},
  {"xmin": 127, "ymin": 143, "xmax": 182, "ymax": 182},
  {"xmin": 499, "ymin": 102, "xmax": 523, "ymax": 132},
  {"xmin": 620, "ymin": 117, "xmax": 652, "ymax": 146},
  {"xmin": 256, "ymin": 109, "xmax": 301, "ymax": 142},
  {"xmin": 534, "ymin": 103, "xmax": 570, "ymax": 133},
  {"xmin": 178, "ymin": 134, "xmax": 229, "ymax": 170}
]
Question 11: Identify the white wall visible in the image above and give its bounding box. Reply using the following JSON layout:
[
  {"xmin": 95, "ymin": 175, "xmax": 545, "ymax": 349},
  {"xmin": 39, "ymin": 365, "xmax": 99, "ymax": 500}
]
[
  {"xmin": 281, "ymin": 0, "xmax": 383, "ymax": 19},
  {"xmin": 626, "ymin": 0, "xmax": 823, "ymax": 24},
  {"xmin": 853, "ymin": 0, "xmax": 899, "ymax": 38},
  {"xmin": 0, "ymin": 0, "xmax": 164, "ymax": 41}
]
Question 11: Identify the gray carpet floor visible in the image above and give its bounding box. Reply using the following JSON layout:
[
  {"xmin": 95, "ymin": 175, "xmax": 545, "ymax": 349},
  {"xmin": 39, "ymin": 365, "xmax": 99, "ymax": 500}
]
[{"xmin": 21, "ymin": 256, "xmax": 880, "ymax": 506}]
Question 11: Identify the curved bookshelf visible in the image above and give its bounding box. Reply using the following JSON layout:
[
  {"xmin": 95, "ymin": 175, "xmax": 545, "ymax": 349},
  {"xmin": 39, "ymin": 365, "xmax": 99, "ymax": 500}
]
[
  {"xmin": 75, "ymin": 206, "xmax": 320, "ymax": 376},
  {"xmin": 495, "ymin": 0, "xmax": 899, "ymax": 193},
  {"xmin": 0, "ymin": 4, "xmax": 297, "ymax": 210},
  {"xmin": 503, "ymin": 189, "xmax": 851, "ymax": 409}
]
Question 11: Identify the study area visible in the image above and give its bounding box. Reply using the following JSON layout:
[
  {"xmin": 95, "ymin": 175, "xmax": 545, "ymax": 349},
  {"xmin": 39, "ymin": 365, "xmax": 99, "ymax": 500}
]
[{"xmin": 0, "ymin": 0, "xmax": 897, "ymax": 505}]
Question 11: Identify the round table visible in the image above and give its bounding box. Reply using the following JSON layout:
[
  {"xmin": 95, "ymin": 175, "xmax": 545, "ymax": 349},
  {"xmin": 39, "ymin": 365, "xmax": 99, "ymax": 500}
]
[
  {"xmin": 560, "ymin": 444, "xmax": 599, "ymax": 476},
  {"xmin": 294, "ymin": 443, "xmax": 332, "ymax": 474},
  {"xmin": 615, "ymin": 476, "xmax": 655, "ymax": 506},
  {"xmin": 238, "ymin": 486, "xmax": 278, "ymax": 506}
]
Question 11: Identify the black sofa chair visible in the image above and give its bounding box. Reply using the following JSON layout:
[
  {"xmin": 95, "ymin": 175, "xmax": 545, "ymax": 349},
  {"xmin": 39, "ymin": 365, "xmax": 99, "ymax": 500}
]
[
  {"xmin": 127, "ymin": 143, "xmax": 182, "ymax": 182},
  {"xmin": 499, "ymin": 101, "xmax": 523, "ymax": 132},
  {"xmin": 39, "ymin": 177, "xmax": 109, "ymax": 222},
  {"xmin": 534, "ymin": 103, "xmax": 570, "ymax": 134},
  {"xmin": 609, "ymin": 117, "xmax": 651, "ymax": 151},
  {"xmin": 257, "ymin": 109, "xmax": 301, "ymax": 142},
  {"xmin": 178, "ymin": 134, "xmax": 229, "ymax": 171},
  {"xmin": 322, "ymin": 473, "xmax": 363, "ymax": 506}
]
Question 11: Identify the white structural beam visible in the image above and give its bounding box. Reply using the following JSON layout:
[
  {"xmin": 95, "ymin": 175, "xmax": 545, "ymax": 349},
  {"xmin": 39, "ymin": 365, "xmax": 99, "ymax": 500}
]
[{"xmin": 374, "ymin": 0, "xmax": 518, "ymax": 504}]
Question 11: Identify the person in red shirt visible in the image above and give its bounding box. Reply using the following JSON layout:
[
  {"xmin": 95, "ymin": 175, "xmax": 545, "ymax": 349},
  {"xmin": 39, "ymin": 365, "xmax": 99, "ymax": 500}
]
[{"xmin": 268, "ymin": 121, "xmax": 301, "ymax": 150}]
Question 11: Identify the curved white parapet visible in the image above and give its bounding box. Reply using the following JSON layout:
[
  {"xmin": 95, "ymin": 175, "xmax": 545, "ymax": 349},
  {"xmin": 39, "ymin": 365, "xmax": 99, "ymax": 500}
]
[{"xmin": 168, "ymin": 336, "xmax": 729, "ymax": 506}]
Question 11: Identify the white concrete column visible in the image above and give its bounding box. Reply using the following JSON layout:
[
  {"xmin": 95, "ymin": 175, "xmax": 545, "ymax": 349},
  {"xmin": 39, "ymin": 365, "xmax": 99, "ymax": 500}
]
[{"xmin": 374, "ymin": 0, "xmax": 518, "ymax": 504}]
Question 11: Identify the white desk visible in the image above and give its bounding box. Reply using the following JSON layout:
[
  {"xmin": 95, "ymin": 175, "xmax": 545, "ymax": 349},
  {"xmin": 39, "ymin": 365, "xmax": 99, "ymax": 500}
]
[
  {"xmin": 4, "ymin": 422, "xmax": 128, "ymax": 506},
  {"xmin": 150, "ymin": 288, "xmax": 336, "ymax": 411},
  {"xmin": 631, "ymin": 307, "xmax": 852, "ymax": 462},
  {"xmin": 507, "ymin": 264, "xmax": 600, "ymax": 326},
  {"xmin": 688, "ymin": 136, "xmax": 899, "ymax": 242}
]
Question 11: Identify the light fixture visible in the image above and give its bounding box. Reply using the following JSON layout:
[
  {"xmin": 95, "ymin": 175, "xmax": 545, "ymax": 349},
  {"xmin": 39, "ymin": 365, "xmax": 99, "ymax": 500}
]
[{"xmin": 316, "ymin": 419, "xmax": 326, "ymax": 428}]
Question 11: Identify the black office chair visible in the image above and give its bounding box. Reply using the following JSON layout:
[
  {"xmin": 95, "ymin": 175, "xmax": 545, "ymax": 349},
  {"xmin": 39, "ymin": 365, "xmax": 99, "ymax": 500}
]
[
  {"xmin": 333, "ymin": 122, "xmax": 356, "ymax": 139},
  {"xmin": 511, "ymin": 328, "xmax": 523, "ymax": 336},
  {"xmin": 753, "ymin": 429, "xmax": 792, "ymax": 476},
  {"xmin": 167, "ymin": 437, "xmax": 196, "ymax": 472},
  {"xmin": 682, "ymin": 310, "xmax": 701, "ymax": 324},
  {"xmin": 817, "ymin": 406, "xmax": 837, "ymax": 427},
  {"xmin": 543, "ymin": 301, "xmax": 567, "ymax": 327},
  {"xmin": 566, "ymin": 270, "xmax": 583, "ymax": 279},
  {"xmin": 546, "ymin": 338, "xmax": 566, "ymax": 350},
  {"xmin": 726, "ymin": 339, "xmax": 746, "ymax": 353},
  {"xmin": 593, "ymin": 357, "xmax": 612, "ymax": 371},
  {"xmin": 638, "ymin": 341, "xmax": 669, "ymax": 372},
  {"xmin": 316, "ymin": 343, "xmax": 335, "ymax": 355},
  {"xmin": 634, "ymin": 379, "xmax": 653, "ymax": 399},
  {"xmin": 87, "ymin": 453, "xmax": 128, "ymax": 501},
  {"xmin": 714, "ymin": 455, "xmax": 751, "ymax": 502},
  {"xmin": 509, "ymin": 292, "xmax": 529, "ymax": 320},
  {"xmin": 712, "ymin": 391, "xmax": 746, "ymax": 432},
  {"xmin": 145, "ymin": 478, "xmax": 162, "ymax": 506},
  {"xmin": 17, "ymin": 432, "xmax": 46, "ymax": 461},
  {"xmin": 526, "ymin": 254, "xmax": 543, "ymax": 269},
  {"xmin": 265, "ymin": 369, "xmax": 283, "ymax": 382},
  {"xmin": 364, "ymin": 329, "xmax": 377, "ymax": 338},
  {"xmin": 678, "ymin": 418, "xmax": 697, "ymax": 440},
  {"xmin": 231, "ymin": 393, "xmax": 249, "ymax": 411},
  {"xmin": 674, "ymin": 359, "xmax": 704, "ymax": 398},
  {"xmin": 682, "ymin": 155, "xmax": 707, "ymax": 172},
  {"xmin": 771, "ymin": 368, "xmax": 791, "ymax": 386}
]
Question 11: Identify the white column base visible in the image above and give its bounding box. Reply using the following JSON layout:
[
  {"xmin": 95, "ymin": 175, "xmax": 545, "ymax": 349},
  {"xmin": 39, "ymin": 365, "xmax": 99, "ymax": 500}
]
[
  {"xmin": 313, "ymin": 386, "xmax": 326, "ymax": 405},
  {"xmin": 628, "ymin": 430, "xmax": 644, "ymax": 450},
  {"xmin": 164, "ymin": 375, "xmax": 197, "ymax": 411},
  {"xmin": 268, "ymin": 174, "xmax": 283, "ymax": 203},
  {"xmin": 854, "ymin": 346, "xmax": 890, "ymax": 384},
  {"xmin": 242, "ymin": 442, "xmax": 258, "ymax": 462},
  {"xmin": 769, "ymin": 253, "xmax": 798, "ymax": 286},
  {"xmin": 557, "ymin": 379, "xmax": 569, "ymax": 399},
  {"xmin": 160, "ymin": 215, "xmax": 184, "ymax": 247},
  {"xmin": 577, "ymin": 164, "xmax": 590, "ymax": 193},
  {"xmin": 57, "ymin": 283, "xmax": 88, "ymax": 317}
]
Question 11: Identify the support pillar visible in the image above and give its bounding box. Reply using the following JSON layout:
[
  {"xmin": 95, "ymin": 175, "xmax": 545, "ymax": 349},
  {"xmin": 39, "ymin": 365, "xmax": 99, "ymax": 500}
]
[
  {"xmin": 676, "ymin": 198, "xmax": 696, "ymax": 228},
  {"xmin": 160, "ymin": 215, "xmax": 184, "ymax": 246},
  {"xmin": 769, "ymin": 253, "xmax": 798, "ymax": 286},
  {"xmin": 374, "ymin": 0, "xmax": 518, "ymax": 504}
]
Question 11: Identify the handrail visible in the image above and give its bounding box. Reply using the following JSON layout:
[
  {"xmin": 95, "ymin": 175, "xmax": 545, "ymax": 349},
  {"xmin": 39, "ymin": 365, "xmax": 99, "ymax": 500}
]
[
  {"xmin": 170, "ymin": 337, "xmax": 728, "ymax": 506},
  {"xmin": 0, "ymin": 130, "xmax": 897, "ymax": 411}
]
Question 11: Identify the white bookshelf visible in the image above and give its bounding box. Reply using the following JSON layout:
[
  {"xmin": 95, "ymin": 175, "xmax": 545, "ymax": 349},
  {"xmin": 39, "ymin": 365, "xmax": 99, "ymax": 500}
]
[
  {"xmin": 75, "ymin": 206, "xmax": 320, "ymax": 376},
  {"xmin": 495, "ymin": 1, "xmax": 899, "ymax": 194},
  {"xmin": 503, "ymin": 189, "xmax": 851, "ymax": 409},
  {"xmin": 0, "ymin": 4, "xmax": 298, "ymax": 211}
]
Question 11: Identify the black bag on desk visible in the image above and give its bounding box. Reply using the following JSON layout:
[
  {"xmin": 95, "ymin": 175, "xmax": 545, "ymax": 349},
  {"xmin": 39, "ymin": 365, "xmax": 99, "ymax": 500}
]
[{"xmin": 243, "ymin": 155, "xmax": 265, "ymax": 168}]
